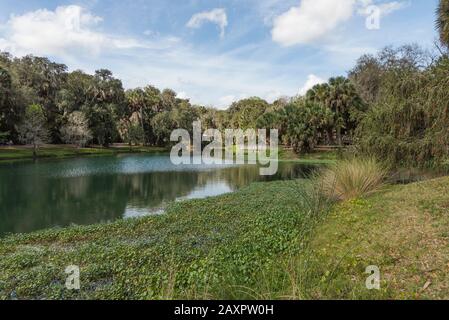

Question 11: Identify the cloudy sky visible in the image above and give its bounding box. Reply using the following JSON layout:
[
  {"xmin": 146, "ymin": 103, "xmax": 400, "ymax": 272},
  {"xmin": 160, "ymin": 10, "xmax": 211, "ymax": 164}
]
[{"xmin": 0, "ymin": 0, "xmax": 438, "ymax": 108}]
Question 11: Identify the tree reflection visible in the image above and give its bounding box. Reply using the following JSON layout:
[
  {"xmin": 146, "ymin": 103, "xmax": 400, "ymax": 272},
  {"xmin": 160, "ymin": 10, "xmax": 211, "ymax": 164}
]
[{"xmin": 0, "ymin": 157, "xmax": 318, "ymax": 235}]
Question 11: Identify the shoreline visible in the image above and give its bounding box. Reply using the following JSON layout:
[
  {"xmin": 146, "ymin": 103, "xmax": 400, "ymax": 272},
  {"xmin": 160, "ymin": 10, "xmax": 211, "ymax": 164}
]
[
  {"xmin": 0, "ymin": 144, "xmax": 337, "ymax": 164},
  {"xmin": 1, "ymin": 176, "xmax": 448, "ymax": 299},
  {"xmin": 0, "ymin": 145, "xmax": 170, "ymax": 163}
]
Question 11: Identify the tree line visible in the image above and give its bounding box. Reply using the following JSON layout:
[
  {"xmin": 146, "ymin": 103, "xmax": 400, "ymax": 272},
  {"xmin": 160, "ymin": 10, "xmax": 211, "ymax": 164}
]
[
  {"xmin": 0, "ymin": 51, "xmax": 365, "ymax": 153},
  {"xmin": 1, "ymin": 0, "xmax": 449, "ymax": 167}
]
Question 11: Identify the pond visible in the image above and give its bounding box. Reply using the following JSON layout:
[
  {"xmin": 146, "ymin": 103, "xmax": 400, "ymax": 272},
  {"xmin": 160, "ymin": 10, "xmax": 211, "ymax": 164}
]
[{"xmin": 0, "ymin": 154, "xmax": 319, "ymax": 236}]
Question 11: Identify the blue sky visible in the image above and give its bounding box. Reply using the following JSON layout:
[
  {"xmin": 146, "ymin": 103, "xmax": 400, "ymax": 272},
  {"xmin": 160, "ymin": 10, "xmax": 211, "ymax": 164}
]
[{"xmin": 0, "ymin": 0, "xmax": 439, "ymax": 108}]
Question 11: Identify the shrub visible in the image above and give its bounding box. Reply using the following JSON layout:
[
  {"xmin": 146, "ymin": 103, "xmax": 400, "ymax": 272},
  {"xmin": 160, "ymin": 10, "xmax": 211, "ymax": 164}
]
[{"xmin": 319, "ymin": 158, "xmax": 388, "ymax": 201}]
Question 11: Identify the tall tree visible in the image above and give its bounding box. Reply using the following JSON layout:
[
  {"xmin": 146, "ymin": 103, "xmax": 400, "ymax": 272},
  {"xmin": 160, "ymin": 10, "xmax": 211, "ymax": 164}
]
[
  {"xmin": 0, "ymin": 67, "xmax": 13, "ymax": 139},
  {"xmin": 229, "ymin": 97, "xmax": 269, "ymax": 130},
  {"xmin": 83, "ymin": 69, "xmax": 125, "ymax": 146},
  {"xmin": 348, "ymin": 54, "xmax": 383, "ymax": 105},
  {"xmin": 283, "ymin": 100, "xmax": 333, "ymax": 154},
  {"xmin": 12, "ymin": 55, "xmax": 67, "ymax": 142},
  {"xmin": 126, "ymin": 88, "xmax": 146, "ymax": 139},
  {"xmin": 329, "ymin": 77, "xmax": 363, "ymax": 146},
  {"xmin": 437, "ymin": 0, "xmax": 449, "ymax": 49},
  {"xmin": 57, "ymin": 70, "xmax": 94, "ymax": 115},
  {"xmin": 17, "ymin": 104, "xmax": 50, "ymax": 158},
  {"xmin": 308, "ymin": 77, "xmax": 364, "ymax": 146},
  {"xmin": 161, "ymin": 88, "xmax": 177, "ymax": 112}
]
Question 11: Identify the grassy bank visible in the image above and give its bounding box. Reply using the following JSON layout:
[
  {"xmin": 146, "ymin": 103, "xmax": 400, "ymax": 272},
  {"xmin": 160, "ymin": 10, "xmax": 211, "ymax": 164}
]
[
  {"xmin": 278, "ymin": 148, "xmax": 337, "ymax": 164},
  {"xmin": 1, "ymin": 174, "xmax": 448, "ymax": 300},
  {"xmin": 0, "ymin": 145, "xmax": 169, "ymax": 162},
  {"xmin": 0, "ymin": 145, "xmax": 337, "ymax": 164},
  {"xmin": 304, "ymin": 177, "xmax": 449, "ymax": 299}
]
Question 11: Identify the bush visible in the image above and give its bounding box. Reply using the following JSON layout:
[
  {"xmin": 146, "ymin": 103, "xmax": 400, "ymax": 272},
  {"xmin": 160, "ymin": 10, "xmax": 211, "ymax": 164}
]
[{"xmin": 319, "ymin": 157, "xmax": 388, "ymax": 201}]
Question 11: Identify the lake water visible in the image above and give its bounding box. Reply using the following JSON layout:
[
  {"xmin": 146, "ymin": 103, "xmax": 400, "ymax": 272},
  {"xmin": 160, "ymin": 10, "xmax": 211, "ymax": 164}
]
[{"xmin": 0, "ymin": 154, "xmax": 318, "ymax": 236}]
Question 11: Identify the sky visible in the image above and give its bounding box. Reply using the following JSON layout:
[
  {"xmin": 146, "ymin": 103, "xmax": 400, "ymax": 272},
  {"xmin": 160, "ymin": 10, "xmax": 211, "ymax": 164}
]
[{"xmin": 0, "ymin": 0, "xmax": 439, "ymax": 108}]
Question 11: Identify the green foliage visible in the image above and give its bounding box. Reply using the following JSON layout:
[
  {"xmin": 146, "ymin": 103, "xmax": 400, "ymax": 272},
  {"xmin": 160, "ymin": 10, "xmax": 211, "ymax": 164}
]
[
  {"xmin": 0, "ymin": 1, "xmax": 446, "ymax": 167},
  {"xmin": 307, "ymin": 77, "xmax": 365, "ymax": 145},
  {"xmin": 283, "ymin": 101, "xmax": 334, "ymax": 154},
  {"xmin": 16, "ymin": 104, "xmax": 50, "ymax": 156},
  {"xmin": 151, "ymin": 111, "xmax": 176, "ymax": 146},
  {"xmin": 11, "ymin": 55, "xmax": 67, "ymax": 142},
  {"xmin": 0, "ymin": 180, "xmax": 328, "ymax": 300},
  {"xmin": 0, "ymin": 131, "xmax": 9, "ymax": 144},
  {"xmin": 437, "ymin": 0, "xmax": 449, "ymax": 49},
  {"xmin": 348, "ymin": 54, "xmax": 383, "ymax": 105},
  {"xmin": 0, "ymin": 66, "xmax": 23, "ymax": 141},
  {"xmin": 355, "ymin": 46, "xmax": 449, "ymax": 167},
  {"xmin": 125, "ymin": 123, "xmax": 146, "ymax": 146},
  {"xmin": 229, "ymin": 97, "xmax": 269, "ymax": 129},
  {"xmin": 60, "ymin": 111, "xmax": 92, "ymax": 147}
]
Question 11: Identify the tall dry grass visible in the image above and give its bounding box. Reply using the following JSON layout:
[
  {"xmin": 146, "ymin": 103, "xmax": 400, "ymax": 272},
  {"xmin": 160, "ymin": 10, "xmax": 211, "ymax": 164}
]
[{"xmin": 319, "ymin": 157, "xmax": 388, "ymax": 201}]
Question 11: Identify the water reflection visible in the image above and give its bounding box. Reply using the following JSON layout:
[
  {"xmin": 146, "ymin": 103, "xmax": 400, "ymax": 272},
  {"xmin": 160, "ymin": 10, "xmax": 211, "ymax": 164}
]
[{"xmin": 0, "ymin": 154, "xmax": 318, "ymax": 236}]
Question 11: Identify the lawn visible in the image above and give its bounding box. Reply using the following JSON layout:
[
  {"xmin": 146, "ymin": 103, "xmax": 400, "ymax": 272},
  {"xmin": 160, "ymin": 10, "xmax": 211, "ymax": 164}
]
[
  {"xmin": 0, "ymin": 145, "xmax": 336, "ymax": 163},
  {"xmin": 0, "ymin": 145, "xmax": 169, "ymax": 162},
  {"xmin": 305, "ymin": 177, "xmax": 449, "ymax": 299},
  {"xmin": 278, "ymin": 148, "xmax": 338, "ymax": 164}
]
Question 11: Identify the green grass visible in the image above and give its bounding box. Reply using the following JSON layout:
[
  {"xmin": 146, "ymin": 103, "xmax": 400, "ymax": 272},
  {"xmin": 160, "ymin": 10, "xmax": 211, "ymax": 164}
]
[
  {"xmin": 278, "ymin": 148, "xmax": 338, "ymax": 164},
  {"xmin": 0, "ymin": 145, "xmax": 169, "ymax": 162},
  {"xmin": 304, "ymin": 177, "xmax": 449, "ymax": 299},
  {"xmin": 0, "ymin": 145, "xmax": 335, "ymax": 165}
]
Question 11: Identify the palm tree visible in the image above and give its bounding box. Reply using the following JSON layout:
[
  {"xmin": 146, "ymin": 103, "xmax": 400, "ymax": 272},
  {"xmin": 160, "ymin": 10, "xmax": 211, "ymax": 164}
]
[
  {"xmin": 306, "ymin": 83, "xmax": 330, "ymax": 104},
  {"xmin": 327, "ymin": 77, "xmax": 364, "ymax": 146},
  {"xmin": 437, "ymin": 0, "xmax": 449, "ymax": 49},
  {"xmin": 0, "ymin": 67, "xmax": 12, "ymax": 103},
  {"xmin": 126, "ymin": 88, "xmax": 146, "ymax": 139}
]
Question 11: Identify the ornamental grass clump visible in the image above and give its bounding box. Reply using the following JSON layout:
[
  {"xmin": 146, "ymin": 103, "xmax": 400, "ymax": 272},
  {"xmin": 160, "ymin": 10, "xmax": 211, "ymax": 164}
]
[{"xmin": 320, "ymin": 158, "xmax": 388, "ymax": 201}]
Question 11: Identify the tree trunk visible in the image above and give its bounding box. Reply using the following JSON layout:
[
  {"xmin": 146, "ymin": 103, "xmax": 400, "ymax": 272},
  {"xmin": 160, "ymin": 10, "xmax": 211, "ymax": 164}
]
[
  {"xmin": 33, "ymin": 143, "xmax": 37, "ymax": 159},
  {"xmin": 140, "ymin": 107, "xmax": 146, "ymax": 146},
  {"xmin": 337, "ymin": 127, "xmax": 343, "ymax": 146},
  {"xmin": 327, "ymin": 129, "xmax": 334, "ymax": 145}
]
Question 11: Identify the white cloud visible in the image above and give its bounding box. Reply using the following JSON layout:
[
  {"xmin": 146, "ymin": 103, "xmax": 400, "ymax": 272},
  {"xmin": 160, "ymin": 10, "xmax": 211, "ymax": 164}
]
[
  {"xmin": 0, "ymin": 5, "xmax": 301, "ymax": 109},
  {"xmin": 271, "ymin": 0, "xmax": 408, "ymax": 46},
  {"xmin": 187, "ymin": 8, "xmax": 228, "ymax": 38},
  {"xmin": 0, "ymin": 3, "xmax": 370, "ymax": 109},
  {"xmin": 0, "ymin": 5, "xmax": 145, "ymax": 57},
  {"xmin": 272, "ymin": 0, "xmax": 355, "ymax": 46},
  {"xmin": 299, "ymin": 74, "xmax": 326, "ymax": 95}
]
